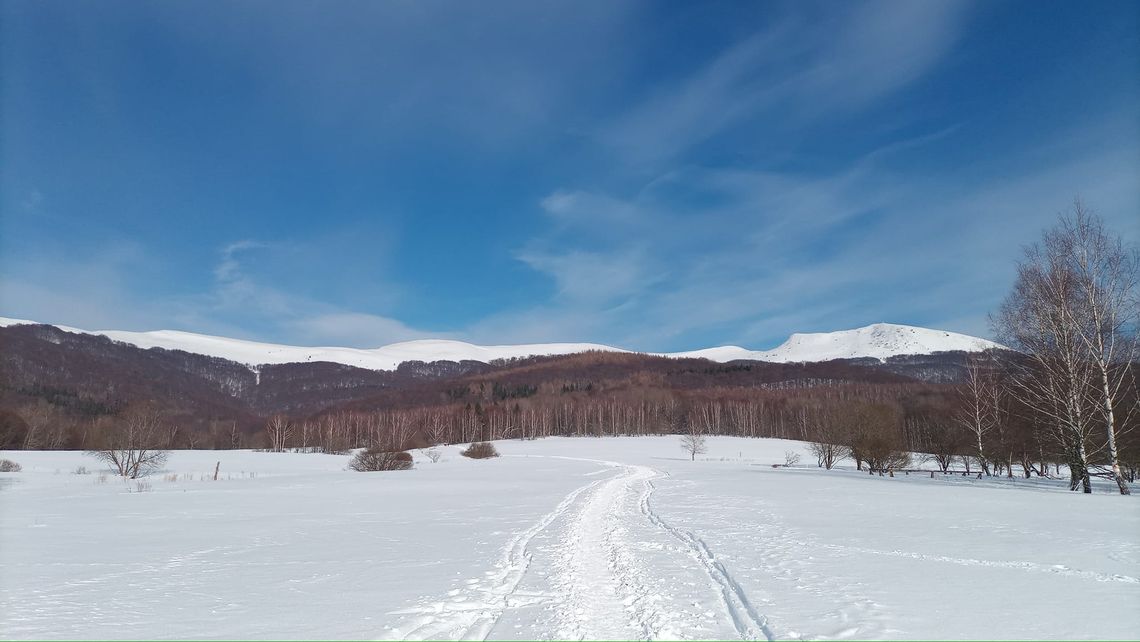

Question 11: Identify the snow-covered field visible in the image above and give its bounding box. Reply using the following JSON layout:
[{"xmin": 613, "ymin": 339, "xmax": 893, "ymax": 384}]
[{"xmin": 1, "ymin": 437, "xmax": 1136, "ymax": 640}]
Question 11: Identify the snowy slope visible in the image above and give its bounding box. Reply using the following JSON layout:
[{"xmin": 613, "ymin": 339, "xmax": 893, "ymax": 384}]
[
  {"xmin": 674, "ymin": 323, "xmax": 1004, "ymax": 363},
  {"xmin": 0, "ymin": 317, "xmax": 1004, "ymax": 370},
  {"xmin": 0, "ymin": 316, "xmax": 628, "ymax": 370}
]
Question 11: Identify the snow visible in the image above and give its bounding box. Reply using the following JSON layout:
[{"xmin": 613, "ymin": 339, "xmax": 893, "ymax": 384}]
[
  {"xmin": 2, "ymin": 437, "xmax": 1135, "ymax": 640},
  {"xmin": 674, "ymin": 323, "xmax": 1005, "ymax": 363},
  {"xmin": 0, "ymin": 317, "xmax": 1004, "ymax": 371}
]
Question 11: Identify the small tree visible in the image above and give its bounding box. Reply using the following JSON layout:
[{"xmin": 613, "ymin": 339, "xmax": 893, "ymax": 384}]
[
  {"xmin": 921, "ymin": 415, "xmax": 964, "ymax": 473},
  {"xmin": 804, "ymin": 402, "xmax": 850, "ymax": 469},
  {"xmin": 87, "ymin": 405, "xmax": 170, "ymax": 479},
  {"xmin": 680, "ymin": 425, "xmax": 707, "ymax": 461},
  {"xmin": 808, "ymin": 441, "xmax": 848, "ymax": 469},
  {"xmin": 424, "ymin": 447, "xmax": 442, "ymax": 463}
]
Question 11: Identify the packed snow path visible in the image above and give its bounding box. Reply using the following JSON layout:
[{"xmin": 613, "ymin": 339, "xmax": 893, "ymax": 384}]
[{"xmin": 387, "ymin": 458, "xmax": 776, "ymax": 641}]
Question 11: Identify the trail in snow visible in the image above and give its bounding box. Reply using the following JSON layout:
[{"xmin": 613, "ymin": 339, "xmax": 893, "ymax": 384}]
[
  {"xmin": 386, "ymin": 472, "xmax": 611, "ymax": 641},
  {"xmin": 544, "ymin": 462, "xmax": 686, "ymax": 640},
  {"xmin": 639, "ymin": 477, "xmax": 774, "ymax": 641},
  {"xmin": 386, "ymin": 458, "xmax": 772, "ymax": 641}
]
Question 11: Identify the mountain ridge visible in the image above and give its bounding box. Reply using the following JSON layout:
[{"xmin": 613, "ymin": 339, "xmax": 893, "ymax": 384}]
[{"xmin": 0, "ymin": 317, "xmax": 1005, "ymax": 370}]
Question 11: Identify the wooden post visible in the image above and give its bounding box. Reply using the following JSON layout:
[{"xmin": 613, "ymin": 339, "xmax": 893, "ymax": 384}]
[{"xmin": 213, "ymin": 461, "xmax": 220, "ymax": 481}]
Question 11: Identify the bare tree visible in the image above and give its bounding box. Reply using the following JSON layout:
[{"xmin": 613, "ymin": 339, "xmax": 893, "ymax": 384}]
[
  {"xmin": 87, "ymin": 405, "xmax": 170, "ymax": 479},
  {"xmin": 808, "ymin": 440, "xmax": 849, "ymax": 470},
  {"xmin": 680, "ymin": 424, "xmax": 707, "ymax": 461},
  {"xmin": 804, "ymin": 402, "xmax": 850, "ymax": 469},
  {"xmin": 422, "ymin": 409, "xmax": 448, "ymax": 446},
  {"xmin": 919, "ymin": 414, "xmax": 962, "ymax": 473},
  {"xmin": 265, "ymin": 415, "xmax": 291, "ymax": 453},
  {"xmin": 955, "ymin": 356, "xmax": 1001, "ymax": 475},
  {"xmin": 17, "ymin": 401, "xmax": 57, "ymax": 450},
  {"xmin": 992, "ymin": 202, "xmax": 1140, "ymax": 493},
  {"xmin": 1057, "ymin": 203, "xmax": 1138, "ymax": 494},
  {"xmin": 847, "ymin": 403, "xmax": 910, "ymax": 474}
]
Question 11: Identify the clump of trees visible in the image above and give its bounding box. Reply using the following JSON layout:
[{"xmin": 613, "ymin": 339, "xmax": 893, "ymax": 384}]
[
  {"xmin": 462, "ymin": 442, "xmax": 499, "ymax": 459},
  {"xmin": 348, "ymin": 448, "xmax": 413, "ymax": 472}
]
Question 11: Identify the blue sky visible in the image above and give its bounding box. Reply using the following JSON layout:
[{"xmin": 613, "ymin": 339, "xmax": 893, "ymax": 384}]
[{"xmin": 2, "ymin": 0, "xmax": 1138, "ymax": 351}]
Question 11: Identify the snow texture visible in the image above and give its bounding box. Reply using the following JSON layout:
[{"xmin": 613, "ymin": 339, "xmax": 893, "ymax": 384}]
[
  {"xmin": 1, "ymin": 437, "xmax": 1135, "ymax": 640},
  {"xmin": 0, "ymin": 317, "xmax": 1004, "ymax": 371}
]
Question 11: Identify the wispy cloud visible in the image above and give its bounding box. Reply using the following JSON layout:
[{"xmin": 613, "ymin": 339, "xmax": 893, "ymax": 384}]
[
  {"xmin": 0, "ymin": 237, "xmax": 444, "ymax": 347},
  {"xmin": 602, "ymin": 1, "xmax": 969, "ymax": 168},
  {"xmin": 495, "ymin": 113, "xmax": 1140, "ymax": 350}
]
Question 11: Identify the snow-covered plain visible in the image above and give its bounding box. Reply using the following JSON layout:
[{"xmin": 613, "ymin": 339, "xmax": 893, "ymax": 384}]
[
  {"xmin": 0, "ymin": 317, "xmax": 1004, "ymax": 371},
  {"xmin": 1, "ymin": 437, "xmax": 1136, "ymax": 640}
]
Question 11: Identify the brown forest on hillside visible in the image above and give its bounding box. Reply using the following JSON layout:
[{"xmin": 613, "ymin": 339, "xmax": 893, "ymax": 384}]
[{"xmin": 3, "ymin": 323, "xmax": 1138, "ymax": 486}]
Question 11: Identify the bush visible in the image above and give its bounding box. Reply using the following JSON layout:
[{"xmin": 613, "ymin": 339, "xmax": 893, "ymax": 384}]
[
  {"xmin": 0, "ymin": 459, "xmax": 21, "ymax": 472},
  {"xmin": 349, "ymin": 448, "xmax": 413, "ymax": 472},
  {"xmin": 461, "ymin": 442, "xmax": 499, "ymax": 459}
]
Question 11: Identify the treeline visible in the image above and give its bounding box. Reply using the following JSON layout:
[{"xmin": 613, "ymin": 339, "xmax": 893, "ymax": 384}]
[{"xmin": 4, "ymin": 355, "xmax": 1136, "ymax": 489}]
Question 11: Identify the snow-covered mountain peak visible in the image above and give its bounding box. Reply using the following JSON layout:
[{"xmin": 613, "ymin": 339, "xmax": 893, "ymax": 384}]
[
  {"xmin": 0, "ymin": 317, "xmax": 1003, "ymax": 370},
  {"xmin": 762, "ymin": 323, "xmax": 1003, "ymax": 362}
]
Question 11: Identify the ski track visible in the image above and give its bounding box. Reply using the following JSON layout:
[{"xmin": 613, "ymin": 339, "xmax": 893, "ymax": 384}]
[
  {"xmin": 639, "ymin": 477, "xmax": 775, "ymax": 642},
  {"xmin": 388, "ymin": 473, "xmax": 610, "ymax": 641},
  {"xmin": 386, "ymin": 457, "xmax": 775, "ymax": 641},
  {"xmin": 548, "ymin": 462, "xmax": 653, "ymax": 640}
]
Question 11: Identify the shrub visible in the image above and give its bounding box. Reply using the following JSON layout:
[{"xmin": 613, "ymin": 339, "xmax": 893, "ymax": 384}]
[
  {"xmin": 783, "ymin": 451, "xmax": 802, "ymax": 467},
  {"xmin": 461, "ymin": 442, "xmax": 499, "ymax": 459},
  {"xmin": 73, "ymin": 466, "xmax": 90, "ymax": 475},
  {"xmin": 349, "ymin": 448, "xmax": 413, "ymax": 472},
  {"xmin": 0, "ymin": 459, "xmax": 22, "ymax": 472}
]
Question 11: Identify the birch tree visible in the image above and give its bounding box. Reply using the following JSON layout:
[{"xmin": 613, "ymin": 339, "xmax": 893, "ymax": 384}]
[
  {"xmin": 1056, "ymin": 203, "xmax": 1137, "ymax": 494},
  {"xmin": 993, "ymin": 203, "xmax": 1132, "ymax": 493},
  {"xmin": 955, "ymin": 355, "xmax": 1001, "ymax": 475},
  {"xmin": 265, "ymin": 415, "xmax": 291, "ymax": 452},
  {"xmin": 680, "ymin": 423, "xmax": 707, "ymax": 461}
]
